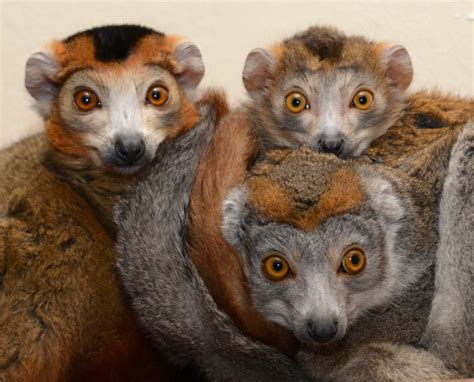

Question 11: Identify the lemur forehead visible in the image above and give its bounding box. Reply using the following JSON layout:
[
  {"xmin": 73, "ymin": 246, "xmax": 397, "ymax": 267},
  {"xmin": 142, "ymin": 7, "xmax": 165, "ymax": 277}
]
[
  {"xmin": 248, "ymin": 148, "xmax": 366, "ymax": 231},
  {"xmin": 275, "ymin": 26, "xmax": 380, "ymax": 73},
  {"xmin": 49, "ymin": 25, "xmax": 179, "ymax": 81}
]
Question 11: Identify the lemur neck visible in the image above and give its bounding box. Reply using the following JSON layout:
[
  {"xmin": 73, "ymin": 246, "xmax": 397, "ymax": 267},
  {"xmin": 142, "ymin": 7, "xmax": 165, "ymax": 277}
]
[{"xmin": 44, "ymin": 147, "xmax": 137, "ymax": 237}]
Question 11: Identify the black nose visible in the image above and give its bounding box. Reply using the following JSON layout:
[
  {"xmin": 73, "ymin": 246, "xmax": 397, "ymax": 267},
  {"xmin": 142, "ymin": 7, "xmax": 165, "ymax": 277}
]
[
  {"xmin": 115, "ymin": 139, "xmax": 145, "ymax": 164},
  {"xmin": 318, "ymin": 139, "xmax": 344, "ymax": 155},
  {"xmin": 307, "ymin": 320, "xmax": 338, "ymax": 343}
]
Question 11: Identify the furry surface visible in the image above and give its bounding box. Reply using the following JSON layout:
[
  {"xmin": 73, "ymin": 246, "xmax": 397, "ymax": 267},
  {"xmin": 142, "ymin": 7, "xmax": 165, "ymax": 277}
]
[
  {"xmin": 0, "ymin": 84, "xmax": 225, "ymax": 382},
  {"xmin": 0, "ymin": 136, "xmax": 176, "ymax": 381},
  {"xmin": 115, "ymin": 96, "xmax": 307, "ymax": 381},
  {"xmin": 115, "ymin": 89, "xmax": 472, "ymax": 380}
]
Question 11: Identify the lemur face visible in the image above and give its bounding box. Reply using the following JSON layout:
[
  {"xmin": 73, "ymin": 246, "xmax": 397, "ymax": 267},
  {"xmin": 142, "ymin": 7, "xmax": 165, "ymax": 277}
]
[
  {"xmin": 57, "ymin": 65, "xmax": 185, "ymax": 173},
  {"xmin": 243, "ymin": 26, "xmax": 413, "ymax": 157},
  {"xmin": 223, "ymin": 149, "xmax": 435, "ymax": 346},
  {"xmin": 25, "ymin": 25, "xmax": 205, "ymax": 173}
]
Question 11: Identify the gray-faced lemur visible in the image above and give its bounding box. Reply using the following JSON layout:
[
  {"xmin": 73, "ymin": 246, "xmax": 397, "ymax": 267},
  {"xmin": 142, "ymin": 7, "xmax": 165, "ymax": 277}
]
[
  {"xmin": 242, "ymin": 25, "xmax": 413, "ymax": 158},
  {"xmin": 222, "ymin": 122, "xmax": 473, "ymax": 381}
]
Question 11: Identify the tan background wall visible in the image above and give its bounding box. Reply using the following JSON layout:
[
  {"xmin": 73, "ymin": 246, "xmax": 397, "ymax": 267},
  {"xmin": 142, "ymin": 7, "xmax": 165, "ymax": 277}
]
[{"xmin": 1, "ymin": 0, "xmax": 473, "ymax": 149}]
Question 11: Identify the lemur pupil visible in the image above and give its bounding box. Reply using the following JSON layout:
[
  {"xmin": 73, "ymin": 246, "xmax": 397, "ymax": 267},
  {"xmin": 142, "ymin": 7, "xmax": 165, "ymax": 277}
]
[
  {"xmin": 153, "ymin": 91, "xmax": 161, "ymax": 99},
  {"xmin": 292, "ymin": 98, "xmax": 301, "ymax": 107},
  {"xmin": 82, "ymin": 96, "xmax": 91, "ymax": 104},
  {"xmin": 359, "ymin": 96, "xmax": 367, "ymax": 104},
  {"xmin": 273, "ymin": 261, "xmax": 283, "ymax": 271},
  {"xmin": 351, "ymin": 256, "xmax": 360, "ymax": 265}
]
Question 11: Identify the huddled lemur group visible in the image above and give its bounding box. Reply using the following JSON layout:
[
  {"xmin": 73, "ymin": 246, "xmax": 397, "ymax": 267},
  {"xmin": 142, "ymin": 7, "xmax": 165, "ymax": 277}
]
[{"xmin": 1, "ymin": 24, "xmax": 472, "ymax": 381}]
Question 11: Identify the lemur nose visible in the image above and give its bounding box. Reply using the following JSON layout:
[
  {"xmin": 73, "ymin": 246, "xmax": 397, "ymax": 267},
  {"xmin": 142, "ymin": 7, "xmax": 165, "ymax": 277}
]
[
  {"xmin": 115, "ymin": 139, "xmax": 146, "ymax": 164},
  {"xmin": 307, "ymin": 320, "xmax": 339, "ymax": 343},
  {"xmin": 318, "ymin": 139, "xmax": 344, "ymax": 155}
]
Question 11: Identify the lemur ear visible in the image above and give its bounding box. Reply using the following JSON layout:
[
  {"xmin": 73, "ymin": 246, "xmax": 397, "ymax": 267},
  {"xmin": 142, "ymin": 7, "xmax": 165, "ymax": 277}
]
[
  {"xmin": 222, "ymin": 186, "xmax": 248, "ymax": 251},
  {"xmin": 174, "ymin": 41, "xmax": 205, "ymax": 92},
  {"xmin": 376, "ymin": 44, "xmax": 413, "ymax": 91},
  {"xmin": 365, "ymin": 175, "xmax": 405, "ymax": 224},
  {"xmin": 25, "ymin": 51, "xmax": 60, "ymax": 117},
  {"xmin": 243, "ymin": 48, "xmax": 277, "ymax": 96}
]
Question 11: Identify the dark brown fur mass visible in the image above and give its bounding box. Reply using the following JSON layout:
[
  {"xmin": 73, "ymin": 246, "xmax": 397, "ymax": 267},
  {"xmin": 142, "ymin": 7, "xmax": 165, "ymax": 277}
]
[
  {"xmin": 0, "ymin": 135, "xmax": 180, "ymax": 381},
  {"xmin": 186, "ymin": 89, "xmax": 472, "ymax": 357},
  {"xmin": 289, "ymin": 25, "xmax": 346, "ymax": 62}
]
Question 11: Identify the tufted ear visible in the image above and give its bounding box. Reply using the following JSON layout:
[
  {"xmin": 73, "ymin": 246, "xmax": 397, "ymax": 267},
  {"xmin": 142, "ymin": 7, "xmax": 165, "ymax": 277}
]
[
  {"xmin": 221, "ymin": 186, "xmax": 248, "ymax": 251},
  {"xmin": 375, "ymin": 43, "xmax": 413, "ymax": 91},
  {"xmin": 173, "ymin": 41, "xmax": 205, "ymax": 93},
  {"xmin": 25, "ymin": 51, "xmax": 60, "ymax": 117},
  {"xmin": 242, "ymin": 47, "xmax": 277, "ymax": 96}
]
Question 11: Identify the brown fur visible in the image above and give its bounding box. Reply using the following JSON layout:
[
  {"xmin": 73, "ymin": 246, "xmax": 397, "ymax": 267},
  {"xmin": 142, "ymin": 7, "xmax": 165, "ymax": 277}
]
[
  {"xmin": 187, "ymin": 111, "xmax": 300, "ymax": 356},
  {"xmin": 366, "ymin": 90, "xmax": 473, "ymax": 167},
  {"xmin": 0, "ymin": 135, "xmax": 180, "ymax": 381},
  {"xmin": 186, "ymin": 89, "xmax": 472, "ymax": 358},
  {"xmin": 249, "ymin": 154, "xmax": 364, "ymax": 231}
]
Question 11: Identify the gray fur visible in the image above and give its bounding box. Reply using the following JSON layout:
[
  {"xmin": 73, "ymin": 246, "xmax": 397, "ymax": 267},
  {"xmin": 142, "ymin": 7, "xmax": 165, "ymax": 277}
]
[
  {"xmin": 421, "ymin": 123, "xmax": 474, "ymax": 375},
  {"xmin": 115, "ymin": 102, "xmax": 308, "ymax": 381},
  {"xmin": 223, "ymin": 123, "xmax": 474, "ymax": 381},
  {"xmin": 223, "ymin": 158, "xmax": 437, "ymax": 350},
  {"xmin": 244, "ymin": 26, "xmax": 412, "ymax": 157}
]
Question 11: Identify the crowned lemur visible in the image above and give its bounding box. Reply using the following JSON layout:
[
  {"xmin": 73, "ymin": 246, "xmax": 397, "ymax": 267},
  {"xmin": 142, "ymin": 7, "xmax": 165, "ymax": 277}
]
[{"xmin": 222, "ymin": 123, "xmax": 473, "ymax": 381}]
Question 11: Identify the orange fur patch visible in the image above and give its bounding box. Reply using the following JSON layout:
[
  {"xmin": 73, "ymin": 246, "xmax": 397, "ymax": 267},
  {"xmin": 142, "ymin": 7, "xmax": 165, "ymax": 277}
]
[
  {"xmin": 45, "ymin": 110, "xmax": 89, "ymax": 158},
  {"xmin": 49, "ymin": 34, "xmax": 179, "ymax": 81},
  {"xmin": 250, "ymin": 168, "xmax": 364, "ymax": 231}
]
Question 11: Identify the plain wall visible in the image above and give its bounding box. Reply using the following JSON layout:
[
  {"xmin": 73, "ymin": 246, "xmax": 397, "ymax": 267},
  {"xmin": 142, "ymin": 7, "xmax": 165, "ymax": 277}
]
[{"xmin": 1, "ymin": 0, "xmax": 473, "ymax": 148}]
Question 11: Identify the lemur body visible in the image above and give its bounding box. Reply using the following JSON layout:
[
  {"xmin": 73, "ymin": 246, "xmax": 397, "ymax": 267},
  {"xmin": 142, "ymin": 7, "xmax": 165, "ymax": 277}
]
[
  {"xmin": 222, "ymin": 127, "xmax": 473, "ymax": 379},
  {"xmin": 0, "ymin": 24, "xmax": 211, "ymax": 381}
]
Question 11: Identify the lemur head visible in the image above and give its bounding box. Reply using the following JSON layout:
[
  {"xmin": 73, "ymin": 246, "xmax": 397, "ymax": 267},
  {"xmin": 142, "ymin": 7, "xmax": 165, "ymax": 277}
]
[
  {"xmin": 243, "ymin": 26, "xmax": 413, "ymax": 157},
  {"xmin": 222, "ymin": 148, "xmax": 436, "ymax": 346},
  {"xmin": 25, "ymin": 25, "xmax": 205, "ymax": 173}
]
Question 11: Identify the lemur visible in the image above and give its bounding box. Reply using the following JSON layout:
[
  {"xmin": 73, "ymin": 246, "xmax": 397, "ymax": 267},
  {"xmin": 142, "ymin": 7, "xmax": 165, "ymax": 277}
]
[
  {"xmin": 0, "ymin": 24, "xmax": 224, "ymax": 381},
  {"xmin": 221, "ymin": 125, "xmax": 473, "ymax": 381},
  {"xmin": 17, "ymin": 24, "xmax": 205, "ymax": 233},
  {"xmin": 242, "ymin": 25, "xmax": 414, "ymax": 157},
  {"xmin": 116, "ymin": 94, "xmax": 472, "ymax": 381}
]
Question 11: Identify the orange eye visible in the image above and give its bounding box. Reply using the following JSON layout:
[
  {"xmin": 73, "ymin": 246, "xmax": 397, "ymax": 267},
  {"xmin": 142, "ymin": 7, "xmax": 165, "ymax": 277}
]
[
  {"xmin": 351, "ymin": 89, "xmax": 374, "ymax": 110},
  {"xmin": 74, "ymin": 89, "xmax": 99, "ymax": 111},
  {"xmin": 285, "ymin": 92, "xmax": 309, "ymax": 113},
  {"xmin": 146, "ymin": 85, "xmax": 169, "ymax": 107},
  {"xmin": 340, "ymin": 247, "xmax": 366, "ymax": 275},
  {"xmin": 262, "ymin": 254, "xmax": 290, "ymax": 281}
]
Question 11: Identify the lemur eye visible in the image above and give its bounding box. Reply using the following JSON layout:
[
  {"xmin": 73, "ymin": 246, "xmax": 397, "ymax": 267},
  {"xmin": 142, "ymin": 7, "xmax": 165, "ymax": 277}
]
[
  {"xmin": 285, "ymin": 92, "xmax": 309, "ymax": 114},
  {"xmin": 74, "ymin": 89, "xmax": 99, "ymax": 111},
  {"xmin": 146, "ymin": 85, "xmax": 169, "ymax": 107},
  {"xmin": 262, "ymin": 254, "xmax": 290, "ymax": 281},
  {"xmin": 340, "ymin": 246, "xmax": 366, "ymax": 275},
  {"xmin": 351, "ymin": 89, "xmax": 374, "ymax": 110}
]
